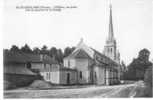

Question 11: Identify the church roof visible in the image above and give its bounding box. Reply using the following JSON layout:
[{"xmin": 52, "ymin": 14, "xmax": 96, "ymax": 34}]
[
  {"xmin": 64, "ymin": 39, "xmax": 119, "ymax": 67},
  {"xmin": 65, "ymin": 39, "xmax": 94, "ymax": 59}
]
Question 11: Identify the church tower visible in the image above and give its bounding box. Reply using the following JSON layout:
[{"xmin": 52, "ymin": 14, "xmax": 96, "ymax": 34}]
[{"xmin": 103, "ymin": 4, "xmax": 120, "ymax": 63}]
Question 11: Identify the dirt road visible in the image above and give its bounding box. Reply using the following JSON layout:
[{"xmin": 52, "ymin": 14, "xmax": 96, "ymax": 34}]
[{"xmin": 4, "ymin": 82, "xmax": 144, "ymax": 98}]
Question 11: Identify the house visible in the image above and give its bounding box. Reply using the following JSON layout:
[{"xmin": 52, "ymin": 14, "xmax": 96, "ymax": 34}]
[
  {"xmin": 23, "ymin": 54, "xmax": 61, "ymax": 84},
  {"xmin": 27, "ymin": 54, "xmax": 78, "ymax": 85},
  {"xmin": 3, "ymin": 51, "xmax": 61, "ymax": 87},
  {"xmin": 3, "ymin": 51, "xmax": 40, "ymax": 88}
]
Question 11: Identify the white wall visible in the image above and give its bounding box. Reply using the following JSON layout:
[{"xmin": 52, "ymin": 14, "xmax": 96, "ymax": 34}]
[
  {"xmin": 31, "ymin": 63, "xmax": 43, "ymax": 70},
  {"xmin": 50, "ymin": 71, "xmax": 60, "ymax": 84},
  {"xmin": 75, "ymin": 58, "xmax": 90, "ymax": 84},
  {"xmin": 64, "ymin": 58, "xmax": 76, "ymax": 69},
  {"xmin": 97, "ymin": 67, "xmax": 105, "ymax": 85},
  {"xmin": 106, "ymin": 68, "xmax": 110, "ymax": 85}
]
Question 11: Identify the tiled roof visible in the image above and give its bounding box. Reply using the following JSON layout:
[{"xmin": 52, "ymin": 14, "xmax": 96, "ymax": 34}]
[
  {"xmin": 4, "ymin": 65, "xmax": 36, "ymax": 75},
  {"xmin": 91, "ymin": 48, "xmax": 118, "ymax": 66},
  {"xmin": 64, "ymin": 40, "xmax": 119, "ymax": 69},
  {"xmin": 23, "ymin": 53, "xmax": 58, "ymax": 64},
  {"xmin": 4, "ymin": 52, "xmax": 29, "ymax": 63}
]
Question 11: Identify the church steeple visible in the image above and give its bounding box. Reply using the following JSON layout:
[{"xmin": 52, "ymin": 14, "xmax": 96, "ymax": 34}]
[
  {"xmin": 108, "ymin": 4, "xmax": 114, "ymax": 41},
  {"xmin": 103, "ymin": 4, "xmax": 120, "ymax": 64}
]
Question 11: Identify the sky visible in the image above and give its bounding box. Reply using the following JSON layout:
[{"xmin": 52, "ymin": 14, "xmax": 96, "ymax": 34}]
[{"xmin": 3, "ymin": 0, "xmax": 153, "ymax": 65}]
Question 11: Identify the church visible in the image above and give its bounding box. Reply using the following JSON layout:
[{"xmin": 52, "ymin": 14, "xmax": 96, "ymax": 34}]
[
  {"xmin": 29, "ymin": 4, "xmax": 121, "ymax": 85},
  {"xmin": 63, "ymin": 4, "xmax": 121, "ymax": 85}
]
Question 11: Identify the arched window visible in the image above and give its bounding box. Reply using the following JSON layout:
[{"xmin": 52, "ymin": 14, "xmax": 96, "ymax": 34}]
[
  {"xmin": 110, "ymin": 48, "xmax": 112, "ymax": 53},
  {"xmin": 68, "ymin": 60, "xmax": 70, "ymax": 67},
  {"xmin": 80, "ymin": 71, "xmax": 82, "ymax": 79},
  {"xmin": 44, "ymin": 64, "xmax": 46, "ymax": 69},
  {"xmin": 95, "ymin": 72, "xmax": 97, "ymax": 78},
  {"xmin": 48, "ymin": 72, "xmax": 50, "ymax": 80}
]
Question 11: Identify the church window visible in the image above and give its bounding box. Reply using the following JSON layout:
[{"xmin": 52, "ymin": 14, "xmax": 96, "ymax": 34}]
[
  {"xmin": 108, "ymin": 48, "xmax": 109, "ymax": 53},
  {"xmin": 44, "ymin": 63, "xmax": 46, "ymax": 69},
  {"xmin": 80, "ymin": 71, "xmax": 82, "ymax": 79},
  {"xmin": 46, "ymin": 73, "xmax": 49, "ymax": 80},
  {"xmin": 68, "ymin": 60, "xmax": 70, "ymax": 67},
  {"xmin": 110, "ymin": 48, "xmax": 112, "ymax": 53},
  {"xmin": 49, "ymin": 72, "xmax": 50, "ymax": 80},
  {"xmin": 95, "ymin": 72, "xmax": 97, "ymax": 79}
]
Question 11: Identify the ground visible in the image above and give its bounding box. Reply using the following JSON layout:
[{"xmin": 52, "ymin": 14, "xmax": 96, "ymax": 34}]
[{"xmin": 4, "ymin": 81, "xmax": 146, "ymax": 98}]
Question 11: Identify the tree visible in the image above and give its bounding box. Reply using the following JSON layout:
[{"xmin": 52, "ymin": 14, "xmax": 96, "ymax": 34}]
[
  {"xmin": 56, "ymin": 49, "xmax": 64, "ymax": 63},
  {"xmin": 40, "ymin": 45, "xmax": 48, "ymax": 55},
  {"xmin": 71, "ymin": 47, "xmax": 76, "ymax": 52},
  {"xmin": 10, "ymin": 45, "xmax": 20, "ymax": 52},
  {"xmin": 121, "ymin": 61, "xmax": 127, "ymax": 72},
  {"xmin": 125, "ymin": 48, "xmax": 152, "ymax": 80},
  {"xmin": 64, "ymin": 47, "xmax": 75, "ymax": 57},
  {"xmin": 33, "ymin": 47, "xmax": 41, "ymax": 54},
  {"xmin": 49, "ymin": 47, "xmax": 57, "ymax": 58},
  {"xmin": 21, "ymin": 44, "xmax": 32, "ymax": 53},
  {"xmin": 138, "ymin": 48, "xmax": 150, "ymax": 61},
  {"xmin": 120, "ymin": 61, "xmax": 127, "ymax": 80}
]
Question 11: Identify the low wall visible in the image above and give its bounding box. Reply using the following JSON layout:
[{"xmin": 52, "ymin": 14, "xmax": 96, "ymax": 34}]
[{"xmin": 4, "ymin": 73, "xmax": 42, "ymax": 89}]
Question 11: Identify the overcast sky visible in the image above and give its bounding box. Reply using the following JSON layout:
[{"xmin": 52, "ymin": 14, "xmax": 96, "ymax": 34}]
[{"xmin": 3, "ymin": 0, "xmax": 153, "ymax": 65}]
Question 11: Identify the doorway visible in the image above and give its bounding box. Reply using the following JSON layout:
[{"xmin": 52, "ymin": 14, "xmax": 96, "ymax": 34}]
[{"xmin": 67, "ymin": 73, "xmax": 70, "ymax": 84}]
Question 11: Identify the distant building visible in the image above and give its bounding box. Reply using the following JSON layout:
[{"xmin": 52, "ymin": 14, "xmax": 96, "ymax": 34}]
[
  {"xmin": 4, "ymin": 51, "xmax": 40, "ymax": 88},
  {"xmin": 3, "ymin": 51, "xmax": 61, "ymax": 86},
  {"xmin": 24, "ymin": 54, "xmax": 62, "ymax": 83},
  {"xmin": 38, "ymin": 58, "xmax": 77, "ymax": 85}
]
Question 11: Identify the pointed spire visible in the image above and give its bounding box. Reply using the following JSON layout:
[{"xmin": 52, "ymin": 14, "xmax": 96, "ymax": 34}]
[{"xmin": 108, "ymin": 3, "xmax": 114, "ymax": 41}]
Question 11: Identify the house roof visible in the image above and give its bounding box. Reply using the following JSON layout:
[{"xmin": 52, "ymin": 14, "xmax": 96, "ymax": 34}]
[
  {"xmin": 4, "ymin": 65, "xmax": 36, "ymax": 75},
  {"xmin": 65, "ymin": 49, "xmax": 92, "ymax": 59},
  {"xmin": 23, "ymin": 53, "xmax": 58, "ymax": 64},
  {"xmin": 4, "ymin": 51, "xmax": 58, "ymax": 64},
  {"xmin": 4, "ymin": 51, "xmax": 29, "ymax": 63}
]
